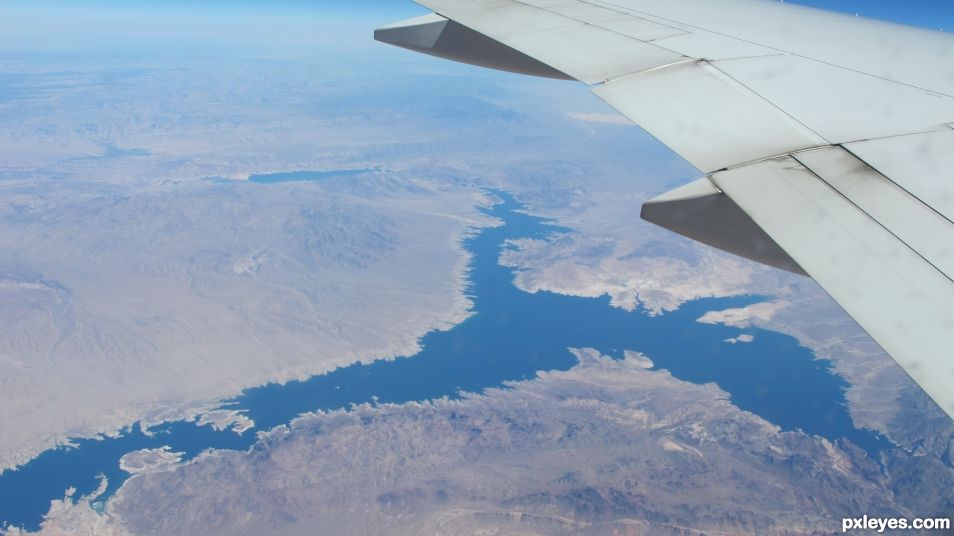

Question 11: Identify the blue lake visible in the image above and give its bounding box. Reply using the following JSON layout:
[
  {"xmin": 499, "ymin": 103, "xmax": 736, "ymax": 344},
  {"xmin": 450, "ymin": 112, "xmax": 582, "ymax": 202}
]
[
  {"xmin": 248, "ymin": 168, "xmax": 374, "ymax": 183},
  {"xmin": 0, "ymin": 190, "xmax": 890, "ymax": 531}
]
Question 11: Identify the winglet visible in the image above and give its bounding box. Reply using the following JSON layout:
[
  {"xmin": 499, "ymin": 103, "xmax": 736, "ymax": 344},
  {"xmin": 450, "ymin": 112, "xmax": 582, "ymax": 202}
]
[{"xmin": 375, "ymin": 13, "xmax": 572, "ymax": 80}]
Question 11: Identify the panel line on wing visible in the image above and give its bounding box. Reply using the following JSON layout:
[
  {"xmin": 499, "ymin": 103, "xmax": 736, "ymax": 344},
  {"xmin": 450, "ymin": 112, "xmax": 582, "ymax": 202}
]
[
  {"xmin": 832, "ymin": 125, "xmax": 953, "ymax": 145},
  {"xmin": 593, "ymin": 60, "xmax": 826, "ymax": 172},
  {"xmin": 601, "ymin": 58, "xmax": 696, "ymax": 84},
  {"xmin": 713, "ymin": 55, "xmax": 954, "ymax": 142},
  {"xmin": 838, "ymin": 145, "xmax": 954, "ymax": 228},
  {"xmin": 503, "ymin": 0, "xmax": 787, "ymax": 81},
  {"xmin": 845, "ymin": 130, "xmax": 954, "ymax": 224},
  {"xmin": 703, "ymin": 59, "xmax": 831, "ymax": 145},
  {"xmin": 584, "ymin": 0, "xmax": 954, "ymax": 98},
  {"xmin": 791, "ymin": 150, "xmax": 954, "ymax": 285},
  {"xmin": 520, "ymin": 0, "xmax": 783, "ymax": 62},
  {"xmin": 516, "ymin": 0, "xmax": 689, "ymax": 38}
]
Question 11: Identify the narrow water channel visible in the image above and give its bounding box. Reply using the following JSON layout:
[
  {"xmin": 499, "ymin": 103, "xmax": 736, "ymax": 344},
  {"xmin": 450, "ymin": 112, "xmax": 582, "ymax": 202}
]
[{"xmin": 0, "ymin": 190, "xmax": 889, "ymax": 532}]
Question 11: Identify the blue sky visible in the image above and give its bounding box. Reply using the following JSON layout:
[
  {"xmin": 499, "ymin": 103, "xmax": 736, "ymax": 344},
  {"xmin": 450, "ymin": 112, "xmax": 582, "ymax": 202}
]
[{"xmin": 790, "ymin": 0, "xmax": 953, "ymax": 29}]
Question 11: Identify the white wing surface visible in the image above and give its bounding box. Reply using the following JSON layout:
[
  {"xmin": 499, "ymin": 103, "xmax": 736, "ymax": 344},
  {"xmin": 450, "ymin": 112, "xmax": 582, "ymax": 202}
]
[{"xmin": 375, "ymin": 0, "xmax": 954, "ymax": 420}]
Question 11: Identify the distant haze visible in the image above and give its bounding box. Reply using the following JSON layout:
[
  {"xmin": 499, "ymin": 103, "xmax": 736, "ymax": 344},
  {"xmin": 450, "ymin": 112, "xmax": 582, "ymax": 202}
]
[{"xmin": 1, "ymin": 0, "xmax": 950, "ymax": 55}]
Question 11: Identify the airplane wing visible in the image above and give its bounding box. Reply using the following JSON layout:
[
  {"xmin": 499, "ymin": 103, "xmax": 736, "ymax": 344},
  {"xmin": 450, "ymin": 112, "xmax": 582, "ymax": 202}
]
[{"xmin": 375, "ymin": 0, "xmax": 954, "ymax": 421}]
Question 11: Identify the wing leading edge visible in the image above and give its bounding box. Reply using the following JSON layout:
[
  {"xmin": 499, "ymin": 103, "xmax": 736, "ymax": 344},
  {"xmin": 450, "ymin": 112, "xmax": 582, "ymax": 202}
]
[{"xmin": 375, "ymin": 0, "xmax": 954, "ymax": 421}]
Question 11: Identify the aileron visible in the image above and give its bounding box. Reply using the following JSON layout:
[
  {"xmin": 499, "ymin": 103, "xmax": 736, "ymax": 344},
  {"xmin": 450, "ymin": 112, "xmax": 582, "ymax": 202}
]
[
  {"xmin": 846, "ymin": 130, "xmax": 954, "ymax": 224},
  {"xmin": 712, "ymin": 157, "xmax": 954, "ymax": 419}
]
